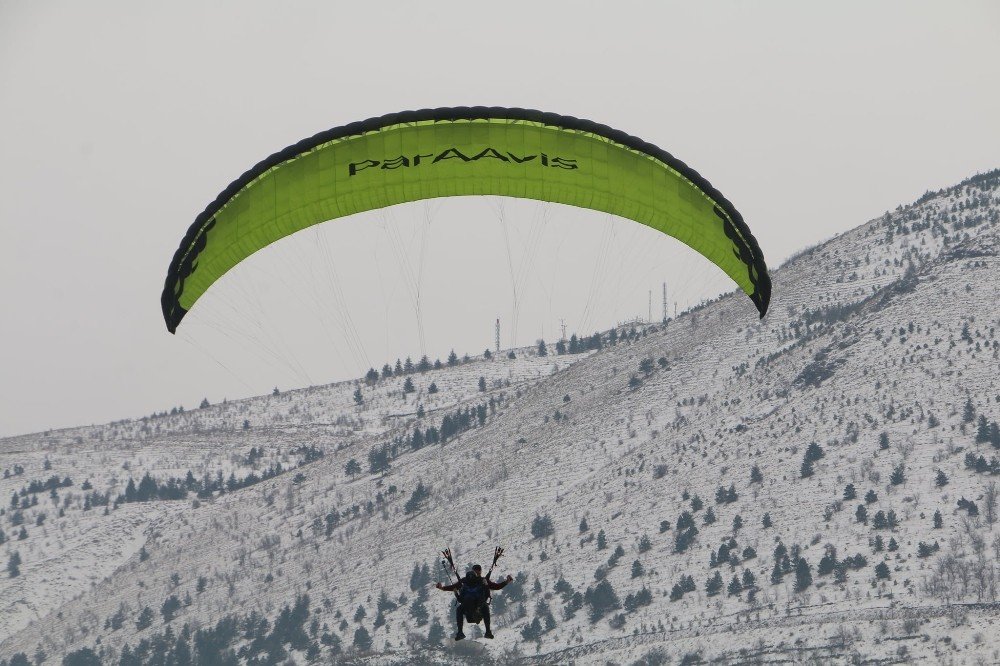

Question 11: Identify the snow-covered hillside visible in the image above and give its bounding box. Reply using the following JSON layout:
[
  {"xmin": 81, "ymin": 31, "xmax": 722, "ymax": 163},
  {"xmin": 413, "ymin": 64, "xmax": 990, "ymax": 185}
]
[{"xmin": 2, "ymin": 169, "xmax": 1000, "ymax": 665}]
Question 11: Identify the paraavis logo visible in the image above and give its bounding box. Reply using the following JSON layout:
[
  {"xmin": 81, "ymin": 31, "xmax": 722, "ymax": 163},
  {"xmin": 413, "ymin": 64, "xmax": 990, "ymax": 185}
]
[{"xmin": 349, "ymin": 147, "xmax": 578, "ymax": 176}]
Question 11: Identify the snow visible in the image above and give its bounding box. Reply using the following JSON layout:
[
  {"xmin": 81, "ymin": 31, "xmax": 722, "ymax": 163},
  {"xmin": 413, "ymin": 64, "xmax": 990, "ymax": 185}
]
[{"xmin": 2, "ymin": 170, "xmax": 1000, "ymax": 664}]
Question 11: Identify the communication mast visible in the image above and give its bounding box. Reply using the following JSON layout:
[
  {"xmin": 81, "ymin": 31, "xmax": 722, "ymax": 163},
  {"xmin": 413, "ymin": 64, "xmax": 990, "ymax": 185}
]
[
  {"xmin": 495, "ymin": 318, "xmax": 501, "ymax": 353},
  {"xmin": 662, "ymin": 282, "xmax": 668, "ymax": 323},
  {"xmin": 560, "ymin": 318, "xmax": 567, "ymax": 341}
]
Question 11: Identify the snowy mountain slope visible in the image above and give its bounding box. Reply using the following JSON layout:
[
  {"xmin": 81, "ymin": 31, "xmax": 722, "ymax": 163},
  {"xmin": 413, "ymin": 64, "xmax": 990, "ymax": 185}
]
[
  {"xmin": 0, "ymin": 351, "xmax": 582, "ymax": 654},
  {"xmin": 1, "ymin": 169, "xmax": 999, "ymax": 665}
]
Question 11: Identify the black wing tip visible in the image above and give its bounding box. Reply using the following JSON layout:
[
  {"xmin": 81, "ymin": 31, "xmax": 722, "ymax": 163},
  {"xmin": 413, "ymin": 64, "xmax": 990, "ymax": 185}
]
[
  {"xmin": 754, "ymin": 270, "xmax": 773, "ymax": 319},
  {"xmin": 161, "ymin": 290, "xmax": 185, "ymax": 333}
]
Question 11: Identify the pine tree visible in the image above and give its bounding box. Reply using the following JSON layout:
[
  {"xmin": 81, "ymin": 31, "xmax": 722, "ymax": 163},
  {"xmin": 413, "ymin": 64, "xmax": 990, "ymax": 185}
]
[
  {"xmin": 6, "ymin": 551, "xmax": 21, "ymax": 578},
  {"xmin": 584, "ymin": 580, "xmax": 621, "ymax": 622},
  {"xmin": 879, "ymin": 431, "xmax": 890, "ymax": 450},
  {"xmin": 727, "ymin": 575, "xmax": 742, "ymax": 596},
  {"xmin": 427, "ymin": 617, "xmax": 444, "ymax": 645},
  {"xmin": 917, "ymin": 541, "xmax": 940, "ymax": 558},
  {"xmin": 750, "ymin": 464, "xmax": 763, "ymax": 484},
  {"xmin": 843, "ymin": 483, "xmax": 857, "ymax": 500},
  {"xmin": 705, "ymin": 571, "xmax": 723, "ymax": 596},
  {"xmin": 794, "ymin": 558, "xmax": 812, "ymax": 592},
  {"xmin": 353, "ymin": 388, "xmax": 363, "ymax": 405},
  {"xmin": 674, "ymin": 522, "xmax": 698, "ymax": 552},
  {"xmin": 353, "ymin": 626, "xmax": 372, "ymax": 650},
  {"xmin": 976, "ymin": 415, "xmax": 990, "ymax": 443},
  {"xmin": 890, "ymin": 464, "xmax": 905, "ymax": 485},
  {"xmin": 135, "ymin": 607, "xmax": 154, "ymax": 630},
  {"xmin": 448, "ymin": 350, "xmax": 458, "ymax": 366},
  {"xmin": 537, "ymin": 340, "xmax": 548, "ymax": 357},
  {"xmin": 933, "ymin": 510, "xmax": 943, "ymax": 528},
  {"xmin": 579, "ymin": 517, "xmax": 589, "ymax": 533},
  {"xmin": 770, "ymin": 560, "xmax": 783, "ymax": 585},
  {"xmin": 368, "ymin": 445, "xmax": 391, "ymax": 475},
  {"xmin": 874, "ymin": 562, "xmax": 890, "ymax": 580},
  {"xmin": 408, "ymin": 594, "xmax": 429, "ymax": 626},
  {"xmin": 801, "ymin": 457, "xmax": 815, "ymax": 478},
  {"xmin": 935, "ymin": 470, "xmax": 948, "ymax": 487},
  {"xmin": 963, "ymin": 397, "xmax": 975, "ymax": 423},
  {"xmin": 631, "ymin": 559, "xmax": 644, "ymax": 578},
  {"xmin": 804, "ymin": 442, "xmax": 825, "ymax": 462},
  {"xmin": 818, "ymin": 545, "xmax": 837, "ymax": 576},
  {"xmin": 762, "ymin": 513, "xmax": 772, "ymax": 528},
  {"xmin": 403, "ymin": 481, "xmax": 430, "ymax": 514},
  {"xmin": 531, "ymin": 514, "xmax": 555, "ymax": 539},
  {"xmin": 597, "ymin": 529, "xmax": 607, "ymax": 550},
  {"xmin": 478, "ymin": 376, "xmax": 487, "ymax": 392},
  {"xmin": 161, "ymin": 595, "xmax": 181, "ymax": 623}
]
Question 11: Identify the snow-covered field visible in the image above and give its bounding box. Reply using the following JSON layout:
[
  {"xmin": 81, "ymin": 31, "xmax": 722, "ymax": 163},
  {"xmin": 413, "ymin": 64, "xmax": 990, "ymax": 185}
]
[{"xmin": 2, "ymin": 169, "xmax": 1000, "ymax": 664}]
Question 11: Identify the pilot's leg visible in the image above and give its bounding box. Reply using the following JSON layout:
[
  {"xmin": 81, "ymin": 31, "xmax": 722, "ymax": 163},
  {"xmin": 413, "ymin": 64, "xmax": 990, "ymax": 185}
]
[{"xmin": 455, "ymin": 605, "xmax": 465, "ymax": 640}]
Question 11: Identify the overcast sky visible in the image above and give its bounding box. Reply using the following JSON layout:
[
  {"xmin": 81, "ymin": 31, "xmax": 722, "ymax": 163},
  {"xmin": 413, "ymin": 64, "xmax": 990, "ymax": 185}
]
[{"xmin": 1, "ymin": 1, "xmax": 998, "ymax": 437}]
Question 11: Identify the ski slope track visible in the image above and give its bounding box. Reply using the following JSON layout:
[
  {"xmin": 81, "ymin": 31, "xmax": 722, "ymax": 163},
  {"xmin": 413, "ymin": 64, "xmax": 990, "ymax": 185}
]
[{"xmin": 2, "ymin": 169, "xmax": 1000, "ymax": 664}]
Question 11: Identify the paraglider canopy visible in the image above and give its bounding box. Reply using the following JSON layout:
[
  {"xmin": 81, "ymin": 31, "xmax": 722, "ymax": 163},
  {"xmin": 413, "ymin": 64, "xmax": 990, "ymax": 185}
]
[{"xmin": 162, "ymin": 107, "xmax": 770, "ymax": 333}]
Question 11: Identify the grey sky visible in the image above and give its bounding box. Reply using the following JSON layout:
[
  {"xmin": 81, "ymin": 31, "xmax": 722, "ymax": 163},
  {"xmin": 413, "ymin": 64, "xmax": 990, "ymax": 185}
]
[{"xmin": 1, "ymin": 1, "xmax": 998, "ymax": 437}]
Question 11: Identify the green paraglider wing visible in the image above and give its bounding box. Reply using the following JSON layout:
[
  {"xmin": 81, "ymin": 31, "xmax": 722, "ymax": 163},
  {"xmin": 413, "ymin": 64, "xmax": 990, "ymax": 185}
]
[{"xmin": 163, "ymin": 107, "xmax": 770, "ymax": 332}]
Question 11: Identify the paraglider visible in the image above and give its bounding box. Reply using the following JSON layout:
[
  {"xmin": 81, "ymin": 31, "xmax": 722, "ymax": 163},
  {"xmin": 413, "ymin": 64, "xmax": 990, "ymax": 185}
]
[
  {"xmin": 436, "ymin": 547, "xmax": 511, "ymax": 640},
  {"xmin": 162, "ymin": 107, "xmax": 771, "ymax": 333}
]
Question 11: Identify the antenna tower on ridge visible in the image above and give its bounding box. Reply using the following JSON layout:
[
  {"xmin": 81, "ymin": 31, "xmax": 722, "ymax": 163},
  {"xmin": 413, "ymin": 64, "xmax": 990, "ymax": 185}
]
[{"xmin": 662, "ymin": 282, "xmax": 668, "ymax": 323}]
